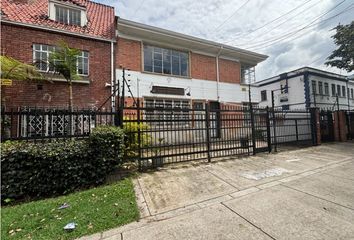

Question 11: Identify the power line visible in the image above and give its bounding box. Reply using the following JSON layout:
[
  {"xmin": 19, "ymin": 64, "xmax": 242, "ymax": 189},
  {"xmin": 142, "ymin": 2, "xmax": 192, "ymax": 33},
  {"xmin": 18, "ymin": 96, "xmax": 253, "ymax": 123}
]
[
  {"xmin": 212, "ymin": 0, "xmax": 251, "ymax": 32},
  {"xmin": 223, "ymin": 0, "xmax": 317, "ymax": 44},
  {"xmin": 242, "ymin": 1, "xmax": 350, "ymax": 50},
  {"xmin": 230, "ymin": 0, "xmax": 324, "ymax": 46},
  {"xmin": 132, "ymin": 0, "xmax": 146, "ymax": 16},
  {"xmin": 249, "ymin": 3, "xmax": 354, "ymax": 51}
]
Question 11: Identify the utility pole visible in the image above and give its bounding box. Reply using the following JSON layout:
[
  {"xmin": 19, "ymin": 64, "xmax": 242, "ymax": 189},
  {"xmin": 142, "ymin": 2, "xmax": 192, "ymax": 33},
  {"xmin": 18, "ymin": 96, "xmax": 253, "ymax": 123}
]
[{"xmin": 271, "ymin": 90, "xmax": 277, "ymax": 152}]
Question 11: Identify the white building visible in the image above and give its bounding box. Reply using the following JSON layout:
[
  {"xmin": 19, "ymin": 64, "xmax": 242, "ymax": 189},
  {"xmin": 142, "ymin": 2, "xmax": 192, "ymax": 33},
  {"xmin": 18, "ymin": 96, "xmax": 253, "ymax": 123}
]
[{"xmin": 254, "ymin": 67, "xmax": 354, "ymax": 111}]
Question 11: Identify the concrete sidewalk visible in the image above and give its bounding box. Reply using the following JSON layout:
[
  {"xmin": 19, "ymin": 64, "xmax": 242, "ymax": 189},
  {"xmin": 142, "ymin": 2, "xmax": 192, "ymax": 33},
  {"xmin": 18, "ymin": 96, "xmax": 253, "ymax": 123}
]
[{"xmin": 79, "ymin": 142, "xmax": 354, "ymax": 240}]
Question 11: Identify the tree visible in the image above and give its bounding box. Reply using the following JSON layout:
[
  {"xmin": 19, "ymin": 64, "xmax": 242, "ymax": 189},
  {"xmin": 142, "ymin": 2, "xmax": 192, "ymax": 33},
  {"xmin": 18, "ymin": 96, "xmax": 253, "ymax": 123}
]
[
  {"xmin": 1, "ymin": 55, "xmax": 43, "ymax": 81},
  {"xmin": 48, "ymin": 41, "xmax": 81, "ymax": 111},
  {"xmin": 325, "ymin": 21, "xmax": 354, "ymax": 73}
]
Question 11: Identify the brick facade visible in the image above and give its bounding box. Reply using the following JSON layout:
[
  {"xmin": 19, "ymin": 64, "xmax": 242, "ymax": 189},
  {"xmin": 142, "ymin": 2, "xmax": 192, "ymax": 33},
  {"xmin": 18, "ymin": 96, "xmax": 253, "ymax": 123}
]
[
  {"xmin": 219, "ymin": 58, "xmax": 241, "ymax": 84},
  {"xmin": 1, "ymin": 24, "xmax": 112, "ymax": 109},
  {"xmin": 190, "ymin": 53, "xmax": 217, "ymax": 81},
  {"xmin": 116, "ymin": 37, "xmax": 142, "ymax": 71}
]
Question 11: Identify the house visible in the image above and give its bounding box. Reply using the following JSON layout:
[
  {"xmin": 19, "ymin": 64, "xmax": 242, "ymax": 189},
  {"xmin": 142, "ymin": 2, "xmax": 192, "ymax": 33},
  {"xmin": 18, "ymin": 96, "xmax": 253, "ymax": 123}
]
[
  {"xmin": 1, "ymin": 0, "xmax": 268, "ymax": 112},
  {"xmin": 1, "ymin": 0, "xmax": 116, "ymax": 110},
  {"xmin": 115, "ymin": 18, "xmax": 267, "ymax": 111},
  {"xmin": 254, "ymin": 67, "xmax": 354, "ymax": 111}
]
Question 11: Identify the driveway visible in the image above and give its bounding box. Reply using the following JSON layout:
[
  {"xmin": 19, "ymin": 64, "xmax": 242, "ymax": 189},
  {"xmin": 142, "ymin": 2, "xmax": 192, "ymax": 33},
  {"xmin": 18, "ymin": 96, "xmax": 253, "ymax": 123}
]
[{"xmin": 80, "ymin": 142, "xmax": 354, "ymax": 240}]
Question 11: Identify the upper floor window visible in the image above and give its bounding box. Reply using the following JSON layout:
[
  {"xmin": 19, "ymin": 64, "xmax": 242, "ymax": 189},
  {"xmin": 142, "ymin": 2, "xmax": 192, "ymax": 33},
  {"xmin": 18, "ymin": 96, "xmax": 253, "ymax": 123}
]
[
  {"xmin": 318, "ymin": 81, "xmax": 323, "ymax": 95},
  {"xmin": 261, "ymin": 90, "xmax": 267, "ymax": 101},
  {"xmin": 342, "ymin": 85, "xmax": 346, "ymax": 97},
  {"xmin": 33, "ymin": 44, "xmax": 89, "ymax": 76},
  {"xmin": 55, "ymin": 5, "xmax": 81, "ymax": 26},
  {"xmin": 331, "ymin": 84, "xmax": 336, "ymax": 96},
  {"xmin": 311, "ymin": 80, "xmax": 316, "ymax": 95},
  {"xmin": 143, "ymin": 45, "xmax": 189, "ymax": 77},
  {"xmin": 337, "ymin": 85, "xmax": 341, "ymax": 97},
  {"xmin": 324, "ymin": 83, "xmax": 329, "ymax": 95}
]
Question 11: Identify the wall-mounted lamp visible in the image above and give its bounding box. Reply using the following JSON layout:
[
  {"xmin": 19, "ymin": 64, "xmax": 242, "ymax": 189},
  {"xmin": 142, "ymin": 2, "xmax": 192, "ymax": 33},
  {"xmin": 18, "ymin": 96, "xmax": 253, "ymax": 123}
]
[{"xmin": 105, "ymin": 82, "xmax": 111, "ymax": 87}]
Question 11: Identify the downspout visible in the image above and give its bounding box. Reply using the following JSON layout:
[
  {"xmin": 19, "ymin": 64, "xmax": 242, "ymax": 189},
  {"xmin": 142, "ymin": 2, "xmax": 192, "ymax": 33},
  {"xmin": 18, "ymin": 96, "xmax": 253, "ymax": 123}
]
[
  {"xmin": 111, "ymin": 40, "xmax": 115, "ymax": 111},
  {"xmin": 216, "ymin": 46, "xmax": 223, "ymax": 102}
]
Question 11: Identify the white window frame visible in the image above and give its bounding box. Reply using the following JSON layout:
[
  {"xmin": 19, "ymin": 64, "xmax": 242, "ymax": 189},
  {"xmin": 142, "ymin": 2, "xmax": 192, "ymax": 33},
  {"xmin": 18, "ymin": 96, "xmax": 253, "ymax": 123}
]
[
  {"xmin": 143, "ymin": 44, "xmax": 189, "ymax": 77},
  {"xmin": 33, "ymin": 44, "xmax": 89, "ymax": 76},
  {"xmin": 55, "ymin": 5, "xmax": 81, "ymax": 26}
]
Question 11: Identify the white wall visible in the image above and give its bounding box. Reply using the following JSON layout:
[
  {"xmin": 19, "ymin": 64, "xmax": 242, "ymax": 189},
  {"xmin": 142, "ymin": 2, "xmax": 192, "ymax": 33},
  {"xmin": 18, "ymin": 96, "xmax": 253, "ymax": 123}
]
[
  {"xmin": 257, "ymin": 75, "xmax": 306, "ymax": 109},
  {"xmin": 116, "ymin": 69, "xmax": 254, "ymax": 104},
  {"xmin": 309, "ymin": 75, "xmax": 354, "ymax": 110}
]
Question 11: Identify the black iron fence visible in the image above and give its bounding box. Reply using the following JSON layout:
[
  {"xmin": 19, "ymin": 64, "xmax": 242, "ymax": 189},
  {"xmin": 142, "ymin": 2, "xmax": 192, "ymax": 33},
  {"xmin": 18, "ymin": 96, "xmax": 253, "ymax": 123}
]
[
  {"xmin": 1, "ymin": 107, "xmax": 116, "ymax": 141},
  {"xmin": 346, "ymin": 110, "xmax": 354, "ymax": 140},
  {"xmin": 1, "ymin": 105, "xmax": 316, "ymax": 169}
]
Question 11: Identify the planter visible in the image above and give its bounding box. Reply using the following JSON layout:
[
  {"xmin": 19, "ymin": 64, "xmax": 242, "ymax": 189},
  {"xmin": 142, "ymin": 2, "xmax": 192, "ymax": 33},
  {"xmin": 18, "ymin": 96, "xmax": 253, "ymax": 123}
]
[
  {"xmin": 152, "ymin": 156, "xmax": 164, "ymax": 168},
  {"xmin": 240, "ymin": 138, "xmax": 249, "ymax": 148}
]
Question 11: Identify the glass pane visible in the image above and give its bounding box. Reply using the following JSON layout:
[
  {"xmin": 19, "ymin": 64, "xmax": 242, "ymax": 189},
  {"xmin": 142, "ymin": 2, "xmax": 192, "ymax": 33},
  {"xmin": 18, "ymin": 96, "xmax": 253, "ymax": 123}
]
[
  {"xmin": 172, "ymin": 56, "xmax": 180, "ymax": 75},
  {"xmin": 153, "ymin": 59, "xmax": 162, "ymax": 73},
  {"xmin": 180, "ymin": 52, "xmax": 189, "ymax": 76},
  {"xmin": 144, "ymin": 46, "xmax": 153, "ymax": 72},
  {"xmin": 162, "ymin": 49, "xmax": 171, "ymax": 74}
]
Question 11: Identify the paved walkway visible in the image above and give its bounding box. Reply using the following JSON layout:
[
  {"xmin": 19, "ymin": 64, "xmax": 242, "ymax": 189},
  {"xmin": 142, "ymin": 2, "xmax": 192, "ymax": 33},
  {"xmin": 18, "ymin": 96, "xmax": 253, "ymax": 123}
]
[{"xmin": 79, "ymin": 142, "xmax": 354, "ymax": 240}]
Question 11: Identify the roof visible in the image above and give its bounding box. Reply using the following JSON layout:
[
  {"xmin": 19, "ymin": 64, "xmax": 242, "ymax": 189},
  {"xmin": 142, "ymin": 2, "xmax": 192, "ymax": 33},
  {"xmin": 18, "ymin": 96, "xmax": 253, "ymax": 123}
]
[
  {"xmin": 254, "ymin": 67, "xmax": 349, "ymax": 87},
  {"xmin": 117, "ymin": 18, "xmax": 268, "ymax": 66},
  {"xmin": 1, "ymin": 0, "xmax": 115, "ymax": 40}
]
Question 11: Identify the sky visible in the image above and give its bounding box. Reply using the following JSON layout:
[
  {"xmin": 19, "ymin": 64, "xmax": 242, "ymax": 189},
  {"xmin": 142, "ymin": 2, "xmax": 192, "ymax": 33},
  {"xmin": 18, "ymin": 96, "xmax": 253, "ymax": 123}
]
[{"xmin": 98, "ymin": 0, "xmax": 353, "ymax": 81}]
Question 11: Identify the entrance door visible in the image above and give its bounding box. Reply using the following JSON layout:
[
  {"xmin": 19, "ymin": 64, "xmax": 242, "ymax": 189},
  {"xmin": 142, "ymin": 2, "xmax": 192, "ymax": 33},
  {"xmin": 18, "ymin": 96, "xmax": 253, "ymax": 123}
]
[
  {"xmin": 320, "ymin": 111, "xmax": 334, "ymax": 142},
  {"xmin": 209, "ymin": 101, "xmax": 221, "ymax": 138}
]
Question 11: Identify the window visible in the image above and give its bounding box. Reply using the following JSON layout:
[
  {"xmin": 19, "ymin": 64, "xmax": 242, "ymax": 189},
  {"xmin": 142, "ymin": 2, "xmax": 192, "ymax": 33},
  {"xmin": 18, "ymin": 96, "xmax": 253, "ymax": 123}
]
[
  {"xmin": 318, "ymin": 81, "xmax": 323, "ymax": 95},
  {"xmin": 331, "ymin": 84, "xmax": 336, "ymax": 96},
  {"xmin": 311, "ymin": 80, "xmax": 316, "ymax": 95},
  {"xmin": 33, "ymin": 44, "xmax": 89, "ymax": 76},
  {"xmin": 342, "ymin": 86, "xmax": 346, "ymax": 97},
  {"xmin": 324, "ymin": 83, "xmax": 329, "ymax": 95},
  {"xmin": 282, "ymin": 105, "xmax": 289, "ymax": 111},
  {"xmin": 351, "ymin": 88, "xmax": 354, "ymax": 99},
  {"xmin": 337, "ymin": 85, "xmax": 341, "ymax": 97},
  {"xmin": 55, "ymin": 5, "xmax": 81, "ymax": 26},
  {"xmin": 33, "ymin": 44, "xmax": 56, "ymax": 72},
  {"xmin": 144, "ymin": 45, "xmax": 189, "ymax": 77},
  {"xmin": 144, "ymin": 98, "xmax": 191, "ymax": 126},
  {"xmin": 77, "ymin": 51, "xmax": 89, "ymax": 75},
  {"xmin": 261, "ymin": 90, "xmax": 267, "ymax": 101}
]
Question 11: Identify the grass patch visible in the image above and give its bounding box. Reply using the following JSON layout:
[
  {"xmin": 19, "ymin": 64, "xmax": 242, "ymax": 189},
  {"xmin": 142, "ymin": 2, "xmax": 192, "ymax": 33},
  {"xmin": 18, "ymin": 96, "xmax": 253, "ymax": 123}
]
[{"xmin": 1, "ymin": 178, "xmax": 139, "ymax": 240}]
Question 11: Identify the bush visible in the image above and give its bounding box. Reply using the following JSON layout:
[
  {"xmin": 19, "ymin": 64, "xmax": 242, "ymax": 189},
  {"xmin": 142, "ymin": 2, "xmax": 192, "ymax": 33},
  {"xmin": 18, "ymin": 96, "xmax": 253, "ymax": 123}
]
[
  {"xmin": 123, "ymin": 120, "xmax": 151, "ymax": 158},
  {"xmin": 88, "ymin": 125, "xmax": 125, "ymax": 166},
  {"xmin": 1, "ymin": 126, "xmax": 125, "ymax": 202}
]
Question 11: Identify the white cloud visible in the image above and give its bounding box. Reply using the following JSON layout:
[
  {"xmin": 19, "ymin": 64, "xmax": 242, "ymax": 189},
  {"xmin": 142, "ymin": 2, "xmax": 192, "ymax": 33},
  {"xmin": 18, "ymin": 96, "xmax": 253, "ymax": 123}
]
[{"xmin": 98, "ymin": 0, "xmax": 353, "ymax": 80}]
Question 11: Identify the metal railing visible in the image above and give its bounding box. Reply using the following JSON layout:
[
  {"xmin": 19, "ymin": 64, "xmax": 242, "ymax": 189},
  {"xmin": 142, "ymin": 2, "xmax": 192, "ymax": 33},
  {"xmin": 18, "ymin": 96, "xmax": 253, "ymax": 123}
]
[{"xmin": 1, "ymin": 104, "xmax": 316, "ymax": 169}]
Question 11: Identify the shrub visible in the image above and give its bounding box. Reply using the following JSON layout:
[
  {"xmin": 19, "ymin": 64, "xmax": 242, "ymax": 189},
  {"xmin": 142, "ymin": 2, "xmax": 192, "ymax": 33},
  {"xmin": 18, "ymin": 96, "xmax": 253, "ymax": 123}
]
[
  {"xmin": 123, "ymin": 120, "xmax": 151, "ymax": 158},
  {"xmin": 88, "ymin": 125, "xmax": 125, "ymax": 166},
  {"xmin": 1, "ymin": 126, "xmax": 125, "ymax": 202}
]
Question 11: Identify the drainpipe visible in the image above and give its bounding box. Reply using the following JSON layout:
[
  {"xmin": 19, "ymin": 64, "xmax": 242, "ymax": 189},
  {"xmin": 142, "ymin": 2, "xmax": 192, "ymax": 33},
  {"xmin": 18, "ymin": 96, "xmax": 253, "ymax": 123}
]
[
  {"xmin": 111, "ymin": 41, "xmax": 115, "ymax": 111},
  {"xmin": 216, "ymin": 46, "xmax": 223, "ymax": 102}
]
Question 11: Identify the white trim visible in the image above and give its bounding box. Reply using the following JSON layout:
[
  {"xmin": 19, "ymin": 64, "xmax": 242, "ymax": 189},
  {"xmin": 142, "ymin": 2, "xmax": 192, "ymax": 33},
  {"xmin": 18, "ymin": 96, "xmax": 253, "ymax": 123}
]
[
  {"xmin": 2, "ymin": 20, "xmax": 115, "ymax": 42},
  {"xmin": 117, "ymin": 18, "xmax": 268, "ymax": 61}
]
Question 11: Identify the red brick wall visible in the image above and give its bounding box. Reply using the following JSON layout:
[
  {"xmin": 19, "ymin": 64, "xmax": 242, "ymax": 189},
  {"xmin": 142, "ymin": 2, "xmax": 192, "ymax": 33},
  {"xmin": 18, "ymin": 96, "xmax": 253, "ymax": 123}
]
[
  {"xmin": 191, "ymin": 53, "xmax": 217, "ymax": 81},
  {"xmin": 1, "ymin": 24, "xmax": 112, "ymax": 109},
  {"xmin": 116, "ymin": 37, "xmax": 141, "ymax": 71},
  {"xmin": 219, "ymin": 58, "xmax": 240, "ymax": 84},
  {"xmin": 333, "ymin": 110, "xmax": 347, "ymax": 142}
]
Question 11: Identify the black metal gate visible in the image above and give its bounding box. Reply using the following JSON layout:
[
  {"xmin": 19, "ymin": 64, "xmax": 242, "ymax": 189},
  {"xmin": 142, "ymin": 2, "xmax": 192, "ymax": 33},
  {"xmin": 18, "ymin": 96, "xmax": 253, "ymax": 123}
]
[
  {"xmin": 346, "ymin": 111, "xmax": 354, "ymax": 140},
  {"xmin": 320, "ymin": 110, "xmax": 334, "ymax": 142}
]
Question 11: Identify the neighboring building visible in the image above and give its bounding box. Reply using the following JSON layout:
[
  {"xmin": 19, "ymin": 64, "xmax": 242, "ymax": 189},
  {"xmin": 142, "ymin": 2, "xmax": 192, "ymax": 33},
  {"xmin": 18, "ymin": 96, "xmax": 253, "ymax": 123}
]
[
  {"xmin": 1, "ymin": 0, "xmax": 116, "ymax": 110},
  {"xmin": 115, "ymin": 18, "xmax": 267, "ymax": 110},
  {"xmin": 254, "ymin": 67, "xmax": 354, "ymax": 111}
]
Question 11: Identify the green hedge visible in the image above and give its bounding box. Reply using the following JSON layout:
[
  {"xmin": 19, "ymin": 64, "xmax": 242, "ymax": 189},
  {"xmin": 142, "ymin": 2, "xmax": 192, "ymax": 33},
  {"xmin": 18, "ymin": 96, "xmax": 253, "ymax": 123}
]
[{"xmin": 1, "ymin": 126, "xmax": 125, "ymax": 202}]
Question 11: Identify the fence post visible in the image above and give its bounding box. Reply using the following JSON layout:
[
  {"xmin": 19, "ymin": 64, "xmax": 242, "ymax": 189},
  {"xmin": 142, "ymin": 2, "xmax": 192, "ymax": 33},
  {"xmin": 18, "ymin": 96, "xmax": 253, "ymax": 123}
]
[
  {"xmin": 265, "ymin": 106, "xmax": 272, "ymax": 153},
  {"xmin": 295, "ymin": 119, "xmax": 299, "ymax": 142},
  {"xmin": 205, "ymin": 103, "xmax": 211, "ymax": 162},
  {"xmin": 272, "ymin": 107, "xmax": 278, "ymax": 152},
  {"xmin": 310, "ymin": 108, "xmax": 318, "ymax": 146},
  {"xmin": 137, "ymin": 99, "xmax": 142, "ymax": 171},
  {"xmin": 249, "ymin": 103, "xmax": 256, "ymax": 155}
]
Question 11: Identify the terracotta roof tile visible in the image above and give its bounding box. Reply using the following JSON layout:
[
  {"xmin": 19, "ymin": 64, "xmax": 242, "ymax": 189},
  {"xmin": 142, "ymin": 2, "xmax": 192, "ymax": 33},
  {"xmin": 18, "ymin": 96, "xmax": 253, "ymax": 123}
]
[{"xmin": 1, "ymin": 0, "xmax": 115, "ymax": 40}]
